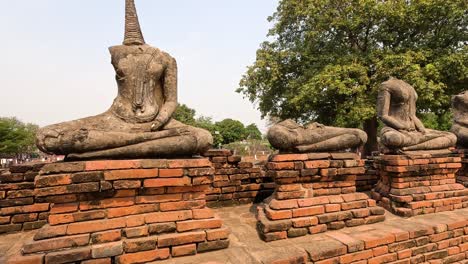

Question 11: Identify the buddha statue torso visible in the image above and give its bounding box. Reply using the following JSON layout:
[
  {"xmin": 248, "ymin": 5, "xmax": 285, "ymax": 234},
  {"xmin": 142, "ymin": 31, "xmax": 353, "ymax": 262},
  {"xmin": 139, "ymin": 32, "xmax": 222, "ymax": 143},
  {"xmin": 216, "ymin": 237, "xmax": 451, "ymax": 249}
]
[
  {"xmin": 451, "ymin": 91, "xmax": 468, "ymax": 148},
  {"xmin": 110, "ymin": 45, "xmax": 166, "ymax": 123},
  {"xmin": 378, "ymin": 78, "xmax": 456, "ymax": 152},
  {"xmin": 386, "ymin": 81, "xmax": 418, "ymax": 131}
]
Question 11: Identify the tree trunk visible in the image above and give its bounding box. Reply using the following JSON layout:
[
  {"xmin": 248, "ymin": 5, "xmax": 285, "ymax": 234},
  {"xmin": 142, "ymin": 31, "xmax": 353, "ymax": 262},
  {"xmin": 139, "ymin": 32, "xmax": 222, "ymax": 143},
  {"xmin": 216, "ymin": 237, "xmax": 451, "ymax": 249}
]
[{"xmin": 363, "ymin": 116, "xmax": 378, "ymax": 158}]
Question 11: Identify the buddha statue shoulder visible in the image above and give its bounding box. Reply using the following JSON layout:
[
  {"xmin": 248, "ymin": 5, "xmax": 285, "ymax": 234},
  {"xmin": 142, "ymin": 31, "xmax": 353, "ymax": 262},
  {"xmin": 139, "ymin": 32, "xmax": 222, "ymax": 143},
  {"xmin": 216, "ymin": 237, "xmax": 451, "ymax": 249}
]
[
  {"xmin": 35, "ymin": 0, "xmax": 213, "ymax": 160},
  {"xmin": 267, "ymin": 119, "xmax": 367, "ymax": 153},
  {"xmin": 377, "ymin": 78, "xmax": 456, "ymax": 152}
]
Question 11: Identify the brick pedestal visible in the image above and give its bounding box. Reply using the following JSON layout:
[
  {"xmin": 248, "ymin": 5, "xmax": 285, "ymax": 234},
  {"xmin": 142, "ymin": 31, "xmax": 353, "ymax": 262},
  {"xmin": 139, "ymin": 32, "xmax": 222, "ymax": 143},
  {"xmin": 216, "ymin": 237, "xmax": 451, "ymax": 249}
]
[
  {"xmin": 12, "ymin": 159, "xmax": 229, "ymax": 264},
  {"xmin": 0, "ymin": 163, "xmax": 48, "ymax": 234},
  {"xmin": 455, "ymin": 149, "xmax": 468, "ymax": 187},
  {"xmin": 203, "ymin": 149, "xmax": 274, "ymax": 207},
  {"xmin": 257, "ymin": 153, "xmax": 385, "ymax": 242},
  {"xmin": 356, "ymin": 156, "xmax": 379, "ymax": 192},
  {"xmin": 372, "ymin": 152, "xmax": 468, "ymax": 217}
]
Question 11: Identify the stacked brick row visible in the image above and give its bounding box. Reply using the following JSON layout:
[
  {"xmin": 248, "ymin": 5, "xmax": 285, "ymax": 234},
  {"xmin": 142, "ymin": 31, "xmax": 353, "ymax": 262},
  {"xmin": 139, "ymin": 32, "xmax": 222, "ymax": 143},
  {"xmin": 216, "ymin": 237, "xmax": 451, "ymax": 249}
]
[
  {"xmin": 356, "ymin": 157, "xmax": 379, "ymax": 192},
  {"xmin": 10, "ymin": 159, "xmax": 229, "ymax": 264},
  {"xmin": 204, "ymin": 149, "xmax": 274, "ymax": 207},
  {"xmin": 0, "ymin": 163, "xmax": 49, "ymax": 234},
  {"xmin": 372, "ymin": 153, "xmax": 468, "ymax": 217},
  {"xmin": 455, "ymin": 149, "xmax": 468, "ymax": 187},
  {"xmin": 308, "ymin": 216, "xmax": 468, "ymax": 264},
  {"xmin": 257, "ymin": 152, "xmax": 385, "ymax": 242}
]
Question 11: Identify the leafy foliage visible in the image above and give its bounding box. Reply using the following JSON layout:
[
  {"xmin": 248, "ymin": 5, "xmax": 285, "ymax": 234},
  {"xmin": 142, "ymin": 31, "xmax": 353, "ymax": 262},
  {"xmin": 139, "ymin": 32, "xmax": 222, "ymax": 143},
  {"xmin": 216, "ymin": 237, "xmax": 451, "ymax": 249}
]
[
  {"xmin": 173, "ymin": 104, "xmax": 264, "ymax": 147},
  {"xmin": 238, "ymin": 0, "xmax": 467, "ymax": 151},
  {"xmin": 173, "ymin": 104, "xmax": 197, "ymax": 126},
  {"xmin": 419, "ymin": 111, "xmax": 453, "ymax": 131},
  {"xmin": 215, "ymin": 119, "xmax": 246, "ymax": 145},
  {"xmin": 245, "ymin": 123, "xmax": 263, "ymax": 140},
  {"xmin": 223, "ymin": 139, "xmax": 272, "ymax": 156},
  {"xmin": 0, "ymin": 117, "xmax": 38, "ymax": 157},
  {"xmin": 195, "ymin": 116, "xmax": 224, "ymax": 148}
]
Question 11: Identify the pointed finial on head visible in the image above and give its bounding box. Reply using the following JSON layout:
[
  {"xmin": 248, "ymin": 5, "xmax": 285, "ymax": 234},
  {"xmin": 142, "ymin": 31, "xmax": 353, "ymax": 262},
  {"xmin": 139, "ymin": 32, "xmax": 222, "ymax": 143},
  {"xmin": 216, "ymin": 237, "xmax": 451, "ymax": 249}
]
[{"xmin": 123, "ymin": 0, "xmax": 145, "ymax": 46}]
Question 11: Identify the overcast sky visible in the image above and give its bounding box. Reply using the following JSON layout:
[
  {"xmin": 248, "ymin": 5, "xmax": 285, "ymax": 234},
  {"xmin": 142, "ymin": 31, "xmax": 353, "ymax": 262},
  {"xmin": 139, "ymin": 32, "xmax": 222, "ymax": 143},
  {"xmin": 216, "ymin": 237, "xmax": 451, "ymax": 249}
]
[{"xmin": 0, "ymin": 0, "xmax": 278, "ymax": 132}]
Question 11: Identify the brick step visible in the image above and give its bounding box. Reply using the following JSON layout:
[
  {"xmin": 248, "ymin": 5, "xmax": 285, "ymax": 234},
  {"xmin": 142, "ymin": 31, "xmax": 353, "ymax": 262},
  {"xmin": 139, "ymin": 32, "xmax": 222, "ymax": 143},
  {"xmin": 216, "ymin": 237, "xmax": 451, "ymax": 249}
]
[
  {"xmin": 257, "ymin": 193, "xmax": 385, "ymax": 242},
  {"xmin": 374, "ymin": 185, "xmax": 468, "ymax": 203},
  {"xmin": 372, "ymin": 188, "xmax": 468, "ymax": 217},
  {"xmin": 257, "ymin": 205, "xmax": 385, "ymax": 242},
  {"xmin": 15, "ymin": 226, "xmax": 229, "ymax": 263}
]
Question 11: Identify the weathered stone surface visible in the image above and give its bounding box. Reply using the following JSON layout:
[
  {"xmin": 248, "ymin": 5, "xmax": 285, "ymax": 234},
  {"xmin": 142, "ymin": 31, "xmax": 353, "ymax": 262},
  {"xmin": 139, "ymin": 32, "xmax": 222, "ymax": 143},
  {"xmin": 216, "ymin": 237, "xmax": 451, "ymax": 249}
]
[
  {"xmin": 148, "ymin": 222, "xmax": 176, "ymax": 234},
  {"xmin": 267, "ymin": 119, "xmax": 367, "ymax": 152},
  {"xmin": 378, "ymin": 78, "xmax": 456, "ymax": 152},
  {"xmin": 123, "ymin": 237, "xmax": 157, "ymax": 253},
  {"xmin": 35, "ymin": 0, "xmax": 213, "ymax": 160},
  {"xmin": 92, "ymin": 241, "xmax": 123, "ymax": 258},
  {"xmin": 197, "ymin": 239, "xmax": 230, "ymax": 253},
  {"xmin": 452, "ymin": 91, "xmax": 468, "ymax": 148}
]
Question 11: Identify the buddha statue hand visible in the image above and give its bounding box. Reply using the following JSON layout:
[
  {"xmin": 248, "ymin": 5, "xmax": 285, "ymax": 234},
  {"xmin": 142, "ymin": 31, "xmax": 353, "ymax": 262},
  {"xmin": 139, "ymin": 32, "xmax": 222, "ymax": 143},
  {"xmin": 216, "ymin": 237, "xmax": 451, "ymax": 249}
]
[
  {"xmin": 417, "ymin": 127, "xmax": 426, "ymax": 134},
  {"xmin": 150, "ymin": 120, "xmax": 164, "ymax": 132},
  {"xmin": 176, "ymin": 127, "xmax": 192, "ymax": 136}
]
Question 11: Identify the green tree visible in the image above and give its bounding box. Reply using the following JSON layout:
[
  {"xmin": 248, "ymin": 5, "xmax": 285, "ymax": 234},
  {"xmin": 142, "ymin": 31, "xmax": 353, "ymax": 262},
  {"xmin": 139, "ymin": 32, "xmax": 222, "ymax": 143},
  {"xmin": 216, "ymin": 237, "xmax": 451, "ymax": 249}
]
[
  {"xmin": 195, "ymin": 116, "xmax": 224, "ymax": 147},
  {"xmin": 173, "ymin": 104, "xmax": 196, "ymax": 126},
  {"xmin": 0, "ymin": 117, "xmax": 38, "ymax": 157},
  {"xmin": 238, "ymin": 0, "xmax": 467, "ymax": 154},
  {"xmin": 215, "ymin": 119, "xmax": 247, "ymax": 145},
  {"xmin": 173, "ymin": 104, "xmax": 224, "ymax": 147},
  {"xmin": 245, "ymin": 123, "xmax": 263, "ymax": 140}
]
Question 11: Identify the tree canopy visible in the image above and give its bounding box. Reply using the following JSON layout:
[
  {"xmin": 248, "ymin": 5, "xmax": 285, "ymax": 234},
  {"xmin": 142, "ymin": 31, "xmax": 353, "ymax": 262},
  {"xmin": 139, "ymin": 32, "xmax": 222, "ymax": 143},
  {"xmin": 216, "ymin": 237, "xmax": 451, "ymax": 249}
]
[
  {"xmin": 173, "ymin": 104, "xmax": 197, "ymax": 126},
  {"xmin": 173, "ymin": 104, "xmax": 264, "ymax": 146},
  {"xmin": 245, "ymin": 123, "xmax": 263, "ymax": 140},
  {"xmin": 215, "ymin": 119, "xmax": 246, "ymax": 145},
  {"xmin": 0, "ymin": 117, "xmax": 38, "ymax": 158},
  {"xmin": 237, "ymin": 0, "xmax": 467, "ymax": 153}
]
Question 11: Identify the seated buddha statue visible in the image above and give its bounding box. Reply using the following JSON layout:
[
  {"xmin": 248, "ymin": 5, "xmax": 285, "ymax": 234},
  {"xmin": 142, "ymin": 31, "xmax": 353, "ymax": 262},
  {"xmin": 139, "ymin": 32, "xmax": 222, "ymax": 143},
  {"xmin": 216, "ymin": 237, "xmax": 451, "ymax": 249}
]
[
  {"xmin": 267, "ymin": 119, "xmax": 367, "ymax": 153},
  {"xmin": 451, "ymin": 91, "xmax": 468, "ymax": 148},
  {"xmin": 36, "ymin": 0, "xmax": 212, "ymax": 160},
  {"xmin": 377, "ymin": 78, "xmax": 456, "ymax": 152}
]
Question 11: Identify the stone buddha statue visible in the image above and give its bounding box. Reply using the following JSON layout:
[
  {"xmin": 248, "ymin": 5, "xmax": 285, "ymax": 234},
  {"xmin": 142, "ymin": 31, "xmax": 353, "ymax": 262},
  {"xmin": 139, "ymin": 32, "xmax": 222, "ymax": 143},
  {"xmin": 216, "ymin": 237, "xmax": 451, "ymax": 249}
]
[
  {"xmin": 377, "ymin": 78, "xmax": 456, "ymax": 152},
  {"xmin": 451, "ymin": 91, "xmax": 468, "ymax": 148},
  {"xmin": 36, "ymin": 0, "xmax": 213, "ymax": 160},
  {"xmin": 267, "ymin": 119, "xmax": 367, "ymax": 153}
]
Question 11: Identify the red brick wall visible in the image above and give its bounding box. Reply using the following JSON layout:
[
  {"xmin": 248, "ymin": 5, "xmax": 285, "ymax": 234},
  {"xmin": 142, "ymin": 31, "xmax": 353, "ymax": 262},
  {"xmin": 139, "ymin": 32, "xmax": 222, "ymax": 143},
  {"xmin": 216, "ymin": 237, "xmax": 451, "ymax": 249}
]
[
  {"xmin": 0, "ymin": 163, "xmax": 49, "ymax": 234},
  {"xmin": 0, "ymin": 152, "xmax": 388, "ymax": 234},
  {"xmin": 356, "ymin": 157, "xmax": 379, "ymax": 192},
  {"xmin": 203, "ymin": 149, "xmax": 275, "ymax": 207}
]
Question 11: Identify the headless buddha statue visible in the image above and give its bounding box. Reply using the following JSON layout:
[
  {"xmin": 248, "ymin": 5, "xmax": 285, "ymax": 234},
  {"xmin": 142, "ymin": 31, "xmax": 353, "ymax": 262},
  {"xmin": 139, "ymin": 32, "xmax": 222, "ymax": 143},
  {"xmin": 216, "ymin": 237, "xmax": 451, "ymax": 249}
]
[
  {"xmin": 451, "ymin": 91, "xmax": 468, "ymax": 148},
  {"xmin": 267, "ymin": 119, "xmax": 367, "ymax": 153},
  {"xmin": 377, "ymin": 78, "xmax": 456, "ymax": 152},
  {"xmin": 36, "ymin": 0, "xmax": 213, "ymax": 159}
]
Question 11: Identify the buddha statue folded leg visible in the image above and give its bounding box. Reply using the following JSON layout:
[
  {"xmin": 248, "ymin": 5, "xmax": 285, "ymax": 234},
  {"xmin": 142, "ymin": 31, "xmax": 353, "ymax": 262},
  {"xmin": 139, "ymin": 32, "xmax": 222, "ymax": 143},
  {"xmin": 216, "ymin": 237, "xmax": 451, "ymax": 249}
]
[
  {"xmin": 380, "ymin": 127, "xmax": 456, "ymax": 151},
  {"xmin": 36, "ymin": 113, "xmax": 115, "ymax": 155},
  {"xmin": 37, "ymin": 117, "xmax": 213, "ymax": 159}
]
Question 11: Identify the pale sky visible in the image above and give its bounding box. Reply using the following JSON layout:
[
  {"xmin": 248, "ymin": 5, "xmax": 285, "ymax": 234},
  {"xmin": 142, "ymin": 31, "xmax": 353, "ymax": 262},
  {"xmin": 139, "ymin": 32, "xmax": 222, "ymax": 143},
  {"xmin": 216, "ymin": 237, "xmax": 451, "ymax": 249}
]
[{"xmin": 0, "ymin": 0, "xmax": 278, "ymax": 132}]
